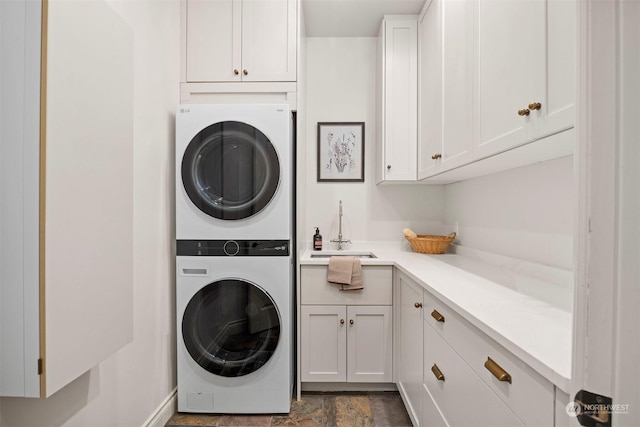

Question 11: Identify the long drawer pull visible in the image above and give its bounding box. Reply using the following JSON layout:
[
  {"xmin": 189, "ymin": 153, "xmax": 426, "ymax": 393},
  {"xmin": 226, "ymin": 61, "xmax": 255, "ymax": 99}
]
[
  {"xmin": 431, "ymin": 309, "xmax": 445, "ymax": 322},
  {"xmin": 431, "ymin": 364, "xmax": 445, "ymax": 381},
  {"xmin": 484, "ymin": 357, "xmax": 512, "ymax": 384}
]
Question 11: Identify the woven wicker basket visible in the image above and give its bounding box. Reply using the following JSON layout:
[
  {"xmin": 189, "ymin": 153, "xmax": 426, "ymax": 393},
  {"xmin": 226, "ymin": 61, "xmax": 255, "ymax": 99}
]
[{"xmin": 406, "ymin": 232, "xmax": 456, "ymax": 254}]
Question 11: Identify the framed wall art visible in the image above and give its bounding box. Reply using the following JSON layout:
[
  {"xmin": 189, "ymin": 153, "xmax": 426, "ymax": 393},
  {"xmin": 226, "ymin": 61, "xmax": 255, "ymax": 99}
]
[{"xmin": 317, "ymin": 122, "xmax": 365, "ymax": 182}]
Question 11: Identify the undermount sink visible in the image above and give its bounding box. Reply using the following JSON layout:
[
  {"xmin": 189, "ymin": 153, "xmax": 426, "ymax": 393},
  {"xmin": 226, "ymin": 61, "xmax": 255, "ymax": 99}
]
[{"xmin": 309, "ymin": 252, "xmax": 377, "ymax": 259}]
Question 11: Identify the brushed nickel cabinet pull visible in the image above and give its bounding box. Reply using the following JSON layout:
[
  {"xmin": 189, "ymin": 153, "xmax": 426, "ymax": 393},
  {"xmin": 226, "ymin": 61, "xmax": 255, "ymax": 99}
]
[
  {"xmin": 431, "ymin": 364, "xmax": 445, "ymax": 381},
  {"xmin": 484, "ymin": 357, "xmax": 512, "ymax": 384},
  {"xmin": 431, "ymin": 310, "xmax": 445, "ymax": 322}
]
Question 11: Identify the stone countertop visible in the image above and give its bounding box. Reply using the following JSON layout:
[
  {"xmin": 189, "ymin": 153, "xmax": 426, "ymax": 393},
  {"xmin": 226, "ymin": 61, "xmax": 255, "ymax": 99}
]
[{"xmin": 299, "ymin": 243, "xmax": 573, "ymax": 393}]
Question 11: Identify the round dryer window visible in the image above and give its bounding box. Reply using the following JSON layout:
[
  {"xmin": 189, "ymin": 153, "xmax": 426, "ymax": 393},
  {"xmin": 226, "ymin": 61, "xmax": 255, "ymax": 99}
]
[
  {"xmin": 182, "ymin": 279, "xmax": 281, "ymax": 377},
  {"xmin": 181, "ymin": 121, "xmax": 280, "ymax": 220}
]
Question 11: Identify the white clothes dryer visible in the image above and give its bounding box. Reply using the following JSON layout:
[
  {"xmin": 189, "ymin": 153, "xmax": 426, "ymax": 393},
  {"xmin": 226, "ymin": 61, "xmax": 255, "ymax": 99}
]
[
  {"xmin": 176, "ymin": 240, "xmax": 292, "ymax": 414},
  {"xmin": 176, "ymin": 104, "xmax": 291, "ymax": 240}
]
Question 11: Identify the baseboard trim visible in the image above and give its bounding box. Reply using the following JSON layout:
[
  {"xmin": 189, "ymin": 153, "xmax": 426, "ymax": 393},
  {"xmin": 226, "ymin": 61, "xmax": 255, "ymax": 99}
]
[
  {"xmin": 301, "ymin": 382, "xmax": 397, "ymax": 392},
  {"xmin": 143, "ymin": 388, "xmax": 177, "ymax": 427}
]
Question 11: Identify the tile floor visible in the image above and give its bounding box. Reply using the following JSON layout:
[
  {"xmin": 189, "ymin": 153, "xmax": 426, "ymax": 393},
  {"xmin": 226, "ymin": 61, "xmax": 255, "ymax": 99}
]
[{"xmin": 165, "ymin": 392, "xmax": 412, "ymax": 427}]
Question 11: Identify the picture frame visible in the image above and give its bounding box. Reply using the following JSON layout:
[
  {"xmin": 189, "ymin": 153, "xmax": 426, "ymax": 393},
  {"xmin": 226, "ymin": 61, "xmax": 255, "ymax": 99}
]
[{"xmin": 317, "ymin": 122, "xmax": 365, "ymax": 182}]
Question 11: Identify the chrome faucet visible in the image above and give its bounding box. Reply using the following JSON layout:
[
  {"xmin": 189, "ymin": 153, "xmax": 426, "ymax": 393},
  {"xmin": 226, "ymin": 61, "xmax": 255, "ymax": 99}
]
[{"xmin": 330, "ymin": 200, "xmax": 351, "ymax": 250}]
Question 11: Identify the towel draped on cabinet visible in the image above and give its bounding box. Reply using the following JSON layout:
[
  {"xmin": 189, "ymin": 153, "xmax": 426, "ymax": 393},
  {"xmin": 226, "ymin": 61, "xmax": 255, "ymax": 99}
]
[{"xmin": 327, "ymin": 256, "xmax": 364, "ymax": 291}]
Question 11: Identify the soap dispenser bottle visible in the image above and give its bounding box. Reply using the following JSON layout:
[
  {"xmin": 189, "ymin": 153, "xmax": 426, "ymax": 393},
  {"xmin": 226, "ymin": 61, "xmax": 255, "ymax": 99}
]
[{"xmin": 313, "ymin": 227, "xmax": 322, "ymax": 251}]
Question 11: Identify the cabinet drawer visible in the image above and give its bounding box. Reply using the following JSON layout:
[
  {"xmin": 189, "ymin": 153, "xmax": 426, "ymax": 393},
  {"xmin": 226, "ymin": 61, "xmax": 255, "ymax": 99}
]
[
  {"xmin": 423, "ymin": 291, "xmax": 554, "ymax": 426},
  {"xmin": 423, "ymin": 320, "xmax": 524, "ymax": 427},
  {"xmin": 301, "ymin": 265, "xmax": 392, "ymax": 305}
]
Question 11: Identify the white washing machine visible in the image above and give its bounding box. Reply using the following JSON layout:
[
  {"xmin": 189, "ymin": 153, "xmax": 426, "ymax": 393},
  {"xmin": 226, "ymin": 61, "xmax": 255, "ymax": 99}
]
[
  {"xmin": 176, "ymin": 104, "xmax": 291, "ymax": 240},
  {"xmin": 176, "ymin": 240, "xmax": 293, "ymax": 413}
]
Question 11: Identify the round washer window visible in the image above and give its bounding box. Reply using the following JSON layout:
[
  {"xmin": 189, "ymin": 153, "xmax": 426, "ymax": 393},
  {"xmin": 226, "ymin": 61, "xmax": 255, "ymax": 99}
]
[
  {"xmin": 182, "ymin": 121, "xmax": 280, "ymax": 220},
  {"xmin": 182, "ymin": 279, "xmax": 281, "ymax": 377}
]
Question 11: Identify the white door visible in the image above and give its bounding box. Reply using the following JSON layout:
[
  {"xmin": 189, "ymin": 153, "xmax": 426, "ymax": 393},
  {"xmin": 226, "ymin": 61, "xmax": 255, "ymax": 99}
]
[
  {"xmin": 531, "ymin": 0, "xmax": 575, "ymax": 141},
  {"xmin": 383, "ymin": 18, "xmax": 418, "ymax": 181},
  {"xmin": 185, "ymin": 0, "xmax": 241, "ymax": 82},
  {"xmin": 241, "ymin": 0, "xmax": 296, "ymax": 82},
  {"xmin": 440, "ymin": 0, "xmax": 473, "ymax": 171},
  {"xmin": 346, "ymin": 305, "xmax": 392, "ymax": 383},
  {"xmin": 396, "ymin": 273, "xmax": 424, "ymax": 426},
  {"xmin": 300, "ymin": 305, "xmax": 346, "ymax": 382},
  {"xmin": 475, "ymin": 0, "xmax": 545, "ymax": 157},
  {"xmin": 417, "ymin": 0, "xmax": 442, "ymax": 180}
]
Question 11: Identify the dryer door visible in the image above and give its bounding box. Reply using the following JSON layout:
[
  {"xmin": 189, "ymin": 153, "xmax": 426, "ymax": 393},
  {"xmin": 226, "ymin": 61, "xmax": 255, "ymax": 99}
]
[
  {"xmin": 182, "ymin": 279, "xmax": 281, "ymax": 377},
  {"xmin": 181, "ymin": 121, "xmax": 280, "ymax": 220}
]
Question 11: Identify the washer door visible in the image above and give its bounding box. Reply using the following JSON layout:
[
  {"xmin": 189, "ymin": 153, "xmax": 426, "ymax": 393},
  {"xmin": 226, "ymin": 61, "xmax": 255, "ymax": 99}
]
[
  {"xmin": 182, "ymin": 279, "xmax": 281, "ymax": 377},
  {"xmin": 182, "ymin": 121, "xmax": 280, "ymax": 220}
]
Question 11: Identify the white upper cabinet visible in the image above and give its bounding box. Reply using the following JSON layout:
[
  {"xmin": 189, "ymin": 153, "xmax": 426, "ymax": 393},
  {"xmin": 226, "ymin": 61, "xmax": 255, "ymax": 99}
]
[
  {"xmin": 417, "ymin": 0, "xmax": 442, "ymax": 180},
  {"xmin": 417, "ymin": 0, "xmax": 474, "ymax": 179},
  {"xmin": 476, "ymin": 0, "xmax": 575, "ymax": 158},
  {"xmin": 377, "ymin": 16, "xmax": 418, "ymax": 183},
  {"xmin": 475, "ymin": 0, "xmax": 544, "ymax": 156},
  {"xmin": 185, "ymin": 0, "xmax": 296, "ymax": 83},
  {"xmin": 417, "ymin": 0, "xmax": 575, "ymax": 182}
]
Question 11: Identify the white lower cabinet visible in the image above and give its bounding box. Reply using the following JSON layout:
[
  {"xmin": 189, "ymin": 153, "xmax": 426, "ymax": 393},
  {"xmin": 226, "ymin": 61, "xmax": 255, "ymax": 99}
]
[
  {"xmin": 395, "ymin": 270, "xmax": 557, "ymax": 427},
  {"xmin": 300, "ymin": 305, "xmax": 392, "ymax": 383},
  {"xmin": 396, "ymin": 272, "xmax": 425, "ymax": 426},
  {"xmin": 299, "ymin": 265, "xmax": 393, "ymax": 385},
  {"xmin": 421, "ymin": 385, "xmax": 447, "ymax": 427},
  {"xmin": 423, "ymin": 290, "xmax": 555, "ymax": 426},
  {"xmin": 423, "ymin": 320, "xmax": 524, "ymax": 426}
]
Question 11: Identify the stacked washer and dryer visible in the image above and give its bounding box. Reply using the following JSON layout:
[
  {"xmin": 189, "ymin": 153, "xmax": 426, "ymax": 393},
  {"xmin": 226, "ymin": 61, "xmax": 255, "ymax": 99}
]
[{"xmin": 175, "ymin": 104, "xmax": 293, "ymax": 413}]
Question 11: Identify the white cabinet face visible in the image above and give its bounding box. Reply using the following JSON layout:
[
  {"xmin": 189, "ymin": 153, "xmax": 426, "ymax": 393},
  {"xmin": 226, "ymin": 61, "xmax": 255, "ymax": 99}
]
[
  {"xmin": 300, "ymin": 305, "xmax": 347, "ymax": 382},
  {"xmin": 380, "ymin": 18, "xmax": 418, "ymax": 182},
  {"xmin": 346, "ymin": 306, "xmax": 393, "ymax": 383},
  {"xmin": 417, "ymin": 0, "xmax": 442, "ymax": 180},
  {"xmin": 185, "ymin": 0, "xmax": 296, "ymax": 83},
  {"xmin": 241, "ymin": 0, "xmax": 296, "ymax": 82},
  {"xmin": 396, "ymin": 274, "xmax": 424, "ymax": 426},
  {"xmin": 440, "ymin": 0, "xmax": 474, "ymax": 169},
  {"xmin": 300, "ymin": 305, "xmax": 393, "ymax": 384},
  {"xmin": 475, "ymin": 0, "xmax": 545, "ymax": 156},
  {"xmin": 186, "ymin": 0, "xmax": 240, "ymax": 82}
]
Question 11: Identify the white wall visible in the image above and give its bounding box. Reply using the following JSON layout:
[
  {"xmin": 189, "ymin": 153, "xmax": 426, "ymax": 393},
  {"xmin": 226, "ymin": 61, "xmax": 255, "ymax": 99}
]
[
  {"xmin": 0, "ymin": 0, "xmax": 179, "ymax": 424},
  {"xmin": 302, "ymin": 37, "xmax": 445, "ymax": 248},
  {"xmin": 444, "ymin": 156, "xmax": 574, "ymax": 270}
]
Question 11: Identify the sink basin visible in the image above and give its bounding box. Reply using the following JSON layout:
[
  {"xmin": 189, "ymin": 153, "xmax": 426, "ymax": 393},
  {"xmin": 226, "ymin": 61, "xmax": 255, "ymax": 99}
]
[{"xmin": 309, "ymin": 252, "xmax": 377, "ymax": 259}]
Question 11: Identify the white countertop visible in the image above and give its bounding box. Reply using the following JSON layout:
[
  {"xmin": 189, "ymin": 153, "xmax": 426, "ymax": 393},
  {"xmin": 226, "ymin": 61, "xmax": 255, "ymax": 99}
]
[{"xmin": 300, "ymin": 242, "xmax": 573, "ymax": 393}]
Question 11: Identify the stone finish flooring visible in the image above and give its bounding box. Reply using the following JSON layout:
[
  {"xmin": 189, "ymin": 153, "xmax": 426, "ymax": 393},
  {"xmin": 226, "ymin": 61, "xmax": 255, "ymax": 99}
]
[{"xmin": 165, "ymin": 392, "xmax": 412, "ymax": 427}]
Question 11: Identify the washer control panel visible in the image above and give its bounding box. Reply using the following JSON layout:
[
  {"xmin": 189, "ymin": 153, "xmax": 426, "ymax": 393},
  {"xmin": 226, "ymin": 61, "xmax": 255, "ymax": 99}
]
[{"xmin": 177, "ymin": 240, "xmax": 290, "ymax": 257}]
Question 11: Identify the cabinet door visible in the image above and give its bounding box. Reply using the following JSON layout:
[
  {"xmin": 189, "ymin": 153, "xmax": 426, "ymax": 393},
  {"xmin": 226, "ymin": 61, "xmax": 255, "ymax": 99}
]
[
  {"xmin": 185, "ymin": 0, "xmax": 241, "ymax": 82},
  {"xmin": 440, "ymin": 0, "xmax": 474, "ymax": 170},
  {"xmin": 423, "ymin": 321, "xmax": 524, "ymax": 427},
  {"xmin": 382, "ymin": 18, "xmax": 418, "ymax": 181},
  {"xmin": 241, "ymin": 0, "xmax": 296, "ymax": 82},
  {"xmin": 417, "ymin": 0, "xmax": 442, "ymax": 180},
  {"xmin": 532, "ymin": 0, "xmax": 576, "ymax": 139},
  {"xmin": 396, "ymin": 273, "xmax": 424, "ymax": 426},
  {"xmin": 346, "ymin": 306, "xmax": 393, "ymax": 383},
  {"xmin": 475, "ymin": 0, "xmax": 545, "ymax": 157},
  {"xmin": 300, "ymin": 305, "xmax": 346, "ymax": 382}
]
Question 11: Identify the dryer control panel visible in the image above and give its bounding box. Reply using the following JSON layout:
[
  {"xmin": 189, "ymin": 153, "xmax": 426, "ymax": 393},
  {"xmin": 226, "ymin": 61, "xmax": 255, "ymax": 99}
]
[{"xmin": 177, "ymin": 239, "xmax": 290, "ymax": 257}]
